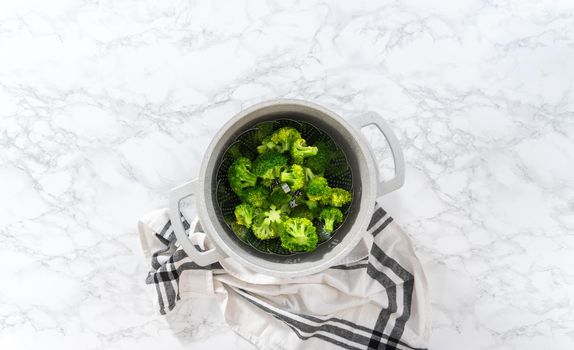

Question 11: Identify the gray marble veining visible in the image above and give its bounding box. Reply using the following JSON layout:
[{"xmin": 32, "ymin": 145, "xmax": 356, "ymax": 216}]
[{"xmin": 1, "ymin": 0, "xmax": 573, "ymax": 349}]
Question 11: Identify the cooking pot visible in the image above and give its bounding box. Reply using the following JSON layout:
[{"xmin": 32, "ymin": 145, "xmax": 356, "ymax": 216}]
[{"xmin": 169, "ymin": 99, "xmax": 405, "ymax": 277}]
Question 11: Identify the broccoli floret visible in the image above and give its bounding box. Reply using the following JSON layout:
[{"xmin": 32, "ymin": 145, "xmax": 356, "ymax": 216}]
[
  {"xmin": 290, "ymin": 138, "xmax": 318, "ymax": 164},
  {"xmin": 256, "ymin": 136, "xmax": 278, "ymax": 154},
  {"xmin": 294, "ymin": 195, "xmax": 322, "ymax": 216},
  {"xmin": 256, "ymin": 126, "xmax": 300, "ymax": 154},
  {"xmin": 291, "ymin": 205, "xmax": 315, "ymax": 221},
  {"xmin": 254, "ymin": 121, "xmax": 275, "ymax": 143},
  {"xmin": 319, "ymin": 207, "xmax": 343, "ymax": 233},
  {"xmin": 230, "ymin": 221, "xmax": 250, "ymax": 241},
  {"xmin": 304, "ymin": 167, "xmax": 316, "ymax": 182},
  {"xmin": 252, "ymin": 152, "xmax": 288, "ymax": 181},
  {"xmin": 260, "ymin": 178, "xmax": 275, "ymax": 188},
  {"xmin": 306, "ymin": 199, "xmax": 324, "ymax": 218},
  {"xmin": 234, "ymin": 203, "xmax": 255, "ymax": 228},
  {"xmin": 270, "ymin": 187, "xmax": 291, "ymax": 208},
  {"xmin": 280, "ymin": 164, "xmax": 305, "ymax": 191},
  {"xmin": 326, "ymin": 188, "xmax": 353, "ymax": 207},
  {"xmin": 240, "ymin": 185, "xmax": 269, "ymax": 208},
  {"xmin": 304, "ymin": 141, "xmax": 334, "ymax": 174},
  {"xmin": 279, "ymin": 217, "xmax": 318, "ymax": 252},
  {"xmin": 306, "ymin": 199, "xmax": 319, "ymax": 210},
  {"xmin": 300, "ymin": 197, "xmax": 319, "ymax": 210},
  {"xmin": 252, "ymin": 205, "xmax": 286, "ymax": 240},
  {"xmin": 228, "ymin": 157, "xmax": 257, "ymax": 195},
  {"xmin": 227, "ymin": 123, "xmax": 349, "ymax": 252},
  {"xmin": 307, "ymin": 176, "xmax": 332, "ymax": 202},
  {"xmin": 269, "ymin": 127, "xmax": 301, "ymax": 153}
]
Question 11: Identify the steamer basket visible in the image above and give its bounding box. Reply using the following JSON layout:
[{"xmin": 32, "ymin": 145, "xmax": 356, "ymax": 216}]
[{"xmin": 216, "ymin": 119, "xmax": 353, "ymax": 256}]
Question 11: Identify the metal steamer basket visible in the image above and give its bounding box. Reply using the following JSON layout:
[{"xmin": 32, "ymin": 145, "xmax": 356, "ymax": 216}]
[{"xmin": 169, "ymin": 100, "xmax": 405, "ymax": 277}]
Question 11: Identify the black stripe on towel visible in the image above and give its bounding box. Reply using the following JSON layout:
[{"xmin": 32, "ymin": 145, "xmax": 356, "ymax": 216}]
[
  {"xmin": 367, "ymin": 243, "xmax": 415, "ymax": 350},
  {"xmin": 368, "ymin": 207, "xmax": 387, "ymax": 230}
]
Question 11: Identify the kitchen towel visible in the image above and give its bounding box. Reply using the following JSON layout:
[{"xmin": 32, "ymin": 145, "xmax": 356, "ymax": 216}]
[{"xmin": 138, "ymin": 203, "xmax": 431, "ymax": 350}]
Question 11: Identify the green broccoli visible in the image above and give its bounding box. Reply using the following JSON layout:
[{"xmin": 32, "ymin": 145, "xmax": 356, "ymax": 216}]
[
  {"xmin": 293, "ymin": 188, "xmax": 321, "ymax": 209},
  {"xmin": 225, "ymin": 122, "xmax": 351, "ymax": 253},
  {"xmin": 326, "ymin": 188, "xmax": 353, "ymax": 207},
  {"xmin": 297, "ymin": 196, "xmax": 319, "ymax": 210},
  {"xmin": 290, "ymin": 138, "xmax": 318, "ymax": 164},
  {"xmin": 240, "ymin": 185, "xmax": 269, "ymax": 208},
  {"xmin": 279, "ymin": 217, "xmax": 318, "ymax": 252},
  {"xmin": 234, "ymin": 203, "xmax": 255, "ymax": 228},
  {"xmin": 254, "ymin": 121, "xmax": 275, "ymax": 142},
  {"xmin": 291, "ymin": 205, "xmax": 315, "ymax": 221},
  {"xmin": 269, "ymin": 127, "xmax": 302, "ymax": 153},
  {"xmin": 304, "ymin": 167, "xmax": 316, "ymax": 182},
  {"xmin": 260, "ymin": 178, "xmax": 275, "ymax": 188},
  {"xmin": 230, "ymin": 221, "xmax": 250, "ymax": 241},
  {"xmin": 252, "ymin": 205, "xmax": 286, "ymax": 240},
  {"xmin": 307, "ymin": 176, "xmax": 332, "ymax": 202},
  {"xmin": 306, "ymin": 199, "xmax": 319, "ymax": 210},
  {"xmin": 270, "ymin": 187, "xmax": 292, "ymax": 208},
  {"xmin": 257, "ymin": 136, "xmax": 278, "ymax": 154},
  {"xmin": 304, "ymin": 141, "xmax": 334, "ymax": 174},
  {"xmin": 280, "ymin": 164, "xmax": 306, "ymax": 191},
  {"xmin": 319, "ymin": 207, "xmax": 343, "ymax": 233},
  {"xmin": 228, "ymin": 157, "xmax": 257, "ymax": 195},
  {"xmin": 252, "ymin": 152, "xmax": 288, "ymax": 181},
  {"xmin": 307, "ymin": 200, "xmax": 324, "ymax": 218}
]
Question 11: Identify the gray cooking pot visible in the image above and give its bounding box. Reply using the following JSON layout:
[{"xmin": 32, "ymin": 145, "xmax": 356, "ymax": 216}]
[{"xmin": 169, "ymin": 99, "xmax": 405, "ymax": 277}]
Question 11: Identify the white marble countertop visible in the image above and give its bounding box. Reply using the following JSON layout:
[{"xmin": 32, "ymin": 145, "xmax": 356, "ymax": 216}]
[{"xmin": 1, "ymin": 1, "xmax": 573, "ymax": 349}]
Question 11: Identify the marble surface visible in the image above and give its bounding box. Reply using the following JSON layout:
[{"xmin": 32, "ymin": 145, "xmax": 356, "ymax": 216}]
[{"xmin": 1, "ymin": 0, "xmax": 574, "ymax": 349}]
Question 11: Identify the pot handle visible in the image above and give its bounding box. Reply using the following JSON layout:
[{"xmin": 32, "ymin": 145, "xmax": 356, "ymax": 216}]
[
  {"xmin": 169, "ymin": 179, "xmax": 225, "ymax": 266},
  {"xmin": 350, "ymin": 111, "xmax": 405, "ymax": 197}
]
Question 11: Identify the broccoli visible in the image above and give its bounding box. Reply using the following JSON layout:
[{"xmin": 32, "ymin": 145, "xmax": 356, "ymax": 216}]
[
  {"xmin": 257, "ymin": 136, "xmax": 278, "ymax": 154},
  {"xmin": 254, "ymin": 121, "xmax": 275, "ymax": 142},
  {"xmin": 304, "ymin": 141, "xmax": 334, "ymax": 174},
  {"xmin": 228, "ymin": 157, "xmax": 257, "ymax": 195},
  {"xmin": 304, "ymin": 167, "xmax": 316, "ymax": 182},
  {"xmin": 269, "ymin": 127, "xmax": 301, "ymax": 153},
  {"xmin": 279, "ymin": 217, "xmax": 318, "ymax": 252},
  {"xmin": 293, "ymin": 187, "xmax": 321, "ymax": 209},
  {"xmin": 240, "ymin": 185, "xmax": 269, "ymax": 208},
  {"xmin": 306, "ymin": 199, "xmax": 324, "ymax": 218},
  {"xmin": 230, "ymin": 221, "xmax": 250, "ymax": 241},
  {"xmin": 307, "ymin": 176, "xmax": 332, "ymax": 202},
  {"xmin": 291, "ymin": 205, "xmax": 315, "ymax": 221},
  {"xmin": 326, "ymin": 188, "xmax": 353, "ymax": 207},
  {"xmin": 252, "ymin": 205, "xmax": 286, "ymax": 240},
  {"xmin": 256, "ymin": 126, "xmax": 301, "ymax": 154},
  {"xmin": 319, "ymin": 207, "xmax": 343, "ymax": 233},
  {"xmin": 306, "ymin": 199, "xmax": 319, "ymax": 210},
  {"xmin": 298, "ymin": 197, "xmax": 319, "ymax": 210},
  {"xmin": 225, "ymin": 122, "xmax": 351, "ymax": 253},
  {"xmin": 280, "ymin": 164, "xmax": 305, "ymax": 191},
  {"xmin": 270, "ymin": 186, "xmax": 292, "ymax": 209},
  {"xmin": 234, "ymin": 203, "xmax": 255, "ymax": 228},
  {"xmin": 260, "ymin": 178, "xmax": 275, "ymax": 188},
  {"xmin": 290, "ymin": 138, "xmax": 318, "ymax": 164},
  {"xmin": 252, "ymin": 152, "xmax": 288, "ymax": 181}
]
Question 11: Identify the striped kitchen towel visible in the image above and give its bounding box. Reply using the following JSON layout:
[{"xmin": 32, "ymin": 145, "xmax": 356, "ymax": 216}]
[{"xmin": 138, "ymin": 204, "xmax": 431, "ymax": 350}]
